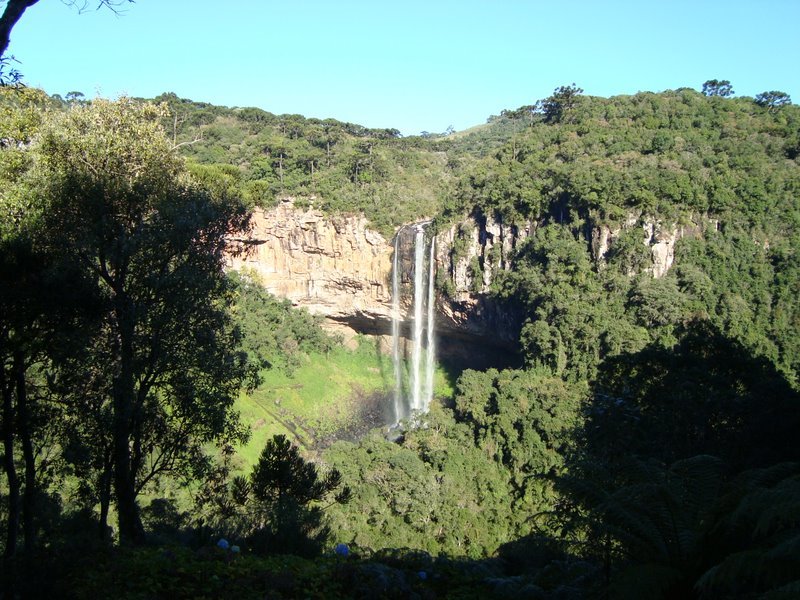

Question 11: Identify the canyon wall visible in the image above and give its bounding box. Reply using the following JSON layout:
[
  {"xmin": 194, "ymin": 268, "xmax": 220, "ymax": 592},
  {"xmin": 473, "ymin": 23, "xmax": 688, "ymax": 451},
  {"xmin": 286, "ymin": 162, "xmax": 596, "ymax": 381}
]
[
  {"xmin": 589, "ymin": 212, "xmax": 706, "ymax": 278},
  {"xmin": 228, "ymin": 200, "xmax": 393, "ymax": 339},
  {"xmin": 229, "ymin": 201, "xmax": 703, "ymax": 355}
]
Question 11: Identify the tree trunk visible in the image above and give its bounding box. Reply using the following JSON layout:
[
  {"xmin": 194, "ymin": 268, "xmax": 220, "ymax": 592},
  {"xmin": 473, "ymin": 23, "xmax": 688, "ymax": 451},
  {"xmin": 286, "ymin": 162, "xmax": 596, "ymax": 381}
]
[
  {"xmin": 112, "ymin": 299, "xmax": 145, "ymax": 545},
  {"xmin": 603, "ymin": 530, "xmax": 611, "ymax": 599},
  {"xmin": 98, "ymin": 450, "xmax": 113, "ymax": 541},
  {"xmin": 14, "ymin": 350, "xmax": 36, "ymax": 551},
  {"xmin": 1, "ymin": 356, "xmax": 20, "ymax": 559}
]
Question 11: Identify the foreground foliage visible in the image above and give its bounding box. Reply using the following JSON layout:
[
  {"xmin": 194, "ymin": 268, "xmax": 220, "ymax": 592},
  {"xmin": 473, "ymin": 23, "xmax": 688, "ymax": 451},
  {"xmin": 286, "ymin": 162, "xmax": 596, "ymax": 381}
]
[
  {"xmin": 6, "ymin": 543, "xmax": 589, "ymax": 599},
  {"xmin": 1, "ymin": 92, "xmax": 253, "ymax": 553}
]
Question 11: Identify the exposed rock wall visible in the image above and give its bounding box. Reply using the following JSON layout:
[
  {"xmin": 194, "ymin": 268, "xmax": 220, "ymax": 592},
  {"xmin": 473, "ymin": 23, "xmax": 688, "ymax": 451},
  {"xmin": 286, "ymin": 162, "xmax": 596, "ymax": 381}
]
[
  {"xmin": 435, "ymin": 217, "xmax": 534, "ymax": 298},
  {"xmin": 430, "ymin": 216, "xmax": 531, "ymax": 349},
  {"xmin": 589, "ymin": 212, "xmax": 704, "ymax": 278},
  {"xmin": 226, "ymin": 202, "xmax": 524, "ymax": 360},
  {"xmin": 228, "ymin": 202, "xmax": 706, "ymax": 357},
  {"xmin": 228, "ymin": 200, "xmax": 393, "ymax": 335}
]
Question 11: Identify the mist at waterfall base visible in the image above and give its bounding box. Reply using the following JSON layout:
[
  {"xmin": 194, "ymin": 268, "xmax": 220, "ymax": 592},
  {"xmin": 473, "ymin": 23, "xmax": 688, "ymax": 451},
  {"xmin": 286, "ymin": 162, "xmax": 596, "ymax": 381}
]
[{"xmin": 391, "ymin": 223, "xmax": 436, "ymax": 427}]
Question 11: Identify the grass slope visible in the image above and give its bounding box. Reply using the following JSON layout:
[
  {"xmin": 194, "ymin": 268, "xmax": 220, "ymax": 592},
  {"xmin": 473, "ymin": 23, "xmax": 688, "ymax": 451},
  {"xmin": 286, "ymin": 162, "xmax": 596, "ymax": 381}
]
[{"xmin": 235, "ymin": 337, "xmax": 454, "ymax": 467}]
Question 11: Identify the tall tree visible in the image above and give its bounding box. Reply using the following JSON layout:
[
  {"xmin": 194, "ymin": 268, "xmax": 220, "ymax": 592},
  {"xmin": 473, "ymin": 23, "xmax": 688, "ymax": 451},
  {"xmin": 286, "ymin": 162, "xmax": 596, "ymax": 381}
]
[
  {"xmin": 0, "ymin": 86, "xmax": 56, "ymax": 560},
  {"xmin": 701, "ymin": 79, "xmax": 734, "ymax": 97},
  {"xmin": 28, "ymin": 98, "xmax": 253, "ymax": 544},
  {"xmin": 228, "ymin": 434, "xmax": 350, "ymax": 557},
  {"xmin": 541, "ymin": 84, "xmax": 584, "ymax": 124},
  {"xmin": 755, "ymin": 90, "xmax": 792, "ymax": 111}
]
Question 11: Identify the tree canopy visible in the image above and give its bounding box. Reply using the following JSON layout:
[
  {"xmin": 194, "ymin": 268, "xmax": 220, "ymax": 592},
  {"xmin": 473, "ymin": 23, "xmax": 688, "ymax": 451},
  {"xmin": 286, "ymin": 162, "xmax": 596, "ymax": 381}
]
[{"xmin": 2, "ymin": 95, "xmax": 254, "ymax": 547}]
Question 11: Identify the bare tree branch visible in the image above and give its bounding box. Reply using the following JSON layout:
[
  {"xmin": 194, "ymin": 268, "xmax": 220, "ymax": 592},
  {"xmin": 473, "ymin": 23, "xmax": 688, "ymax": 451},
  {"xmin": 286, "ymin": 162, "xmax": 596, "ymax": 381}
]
[
  {"xmin": 60, "ymin": 0, "xmax": 134, "ymax": 17},
  {"xmin": 171, "ymin": 135, "xmax": 203, "ymax": 151}
]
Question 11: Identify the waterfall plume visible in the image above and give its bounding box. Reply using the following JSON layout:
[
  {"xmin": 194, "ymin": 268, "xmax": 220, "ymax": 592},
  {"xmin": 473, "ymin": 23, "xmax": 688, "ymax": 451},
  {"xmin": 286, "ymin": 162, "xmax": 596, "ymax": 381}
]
[
  {"xmin": 423, "ymin": 235, "xmax": 436, "ymax": 413},
  {"xmin": 410, "ymin": 225, "xmax": 425, "ymax": 413},
  {"xmin": 391, "ymin": 234, "xmax": 402, "ymax": 423},
  {"xmin": 390, "ymin": 223, "xmax": 436, "ymax": 426}
]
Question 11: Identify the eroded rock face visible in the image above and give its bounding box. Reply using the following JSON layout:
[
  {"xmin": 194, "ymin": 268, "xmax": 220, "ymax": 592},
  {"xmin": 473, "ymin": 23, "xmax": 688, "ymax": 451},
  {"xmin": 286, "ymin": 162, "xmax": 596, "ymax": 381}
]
[
  {"xmin": 431, "ymin": 216, "xmax": 530, "ymax": 350},
  {"xmin": 228, "ymin": 201, "xmax": 394, "ymax": 335},
  {"xmin": 226, "ymin": 203, "xmax": 522, "ymax": 364},
  {"xmin": 435, "ymin": 217, "xmax": 533, "ymax": 297},
  {"xmin": 228, "ymin": 202, "xmax": 705, "ymax": 362},
  {"xmin": 642, "ymin": 220, "xmax": 704, "ymax": 278},
  {"xmin": 590, "ymin": 212, "xmax": 704, "ymax": 278}
]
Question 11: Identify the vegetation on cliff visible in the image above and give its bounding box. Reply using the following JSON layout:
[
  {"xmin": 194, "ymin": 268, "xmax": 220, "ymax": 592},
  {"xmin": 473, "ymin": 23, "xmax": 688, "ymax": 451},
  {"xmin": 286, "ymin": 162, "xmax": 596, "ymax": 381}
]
[
  {"xmin": 449, "ymin": 86, "xmax": 800, "ymax": 380},
  {"xmin": 139, "ymin": 92, "xmax": 452, "ymax": 235}
]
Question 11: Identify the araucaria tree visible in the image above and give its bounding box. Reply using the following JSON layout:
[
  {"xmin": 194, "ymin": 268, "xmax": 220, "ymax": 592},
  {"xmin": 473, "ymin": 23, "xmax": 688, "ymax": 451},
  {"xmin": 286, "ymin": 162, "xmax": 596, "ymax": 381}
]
[
  {"xmin": 754, "ymin": 90, "xmax": 792, "ymax": 110},
  {"xmin": 28, "ymin": 98, "xmax": 252, "ymax": 544},
  {"xmin": 244, "ymin": 435, "xmax": 350, "ymax": 557},
  {"xmin": 541, "ymin": 84, "xmax": 584, "ymax": 123},
  {"xmin": 701, "ymin": 79, "xmax": 734, "ymax": 97}
]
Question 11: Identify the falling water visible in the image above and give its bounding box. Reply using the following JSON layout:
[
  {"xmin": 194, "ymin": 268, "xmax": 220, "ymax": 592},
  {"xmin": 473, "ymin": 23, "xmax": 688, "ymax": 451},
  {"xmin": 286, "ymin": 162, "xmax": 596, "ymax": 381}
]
[
  {"xmin": 390, "ymin": 222, "xmax": 436, "ymax": 425},
  {"xmin": 391, "ymin": 234, "xmax": 403, "ymax": 422},
  {"xmin": 423, "ymin": 236, "xmax": 436, "ymax": 413},
  {"xmin": 410, "ymin": 225, "xmax": 426, "ymax": 412}
]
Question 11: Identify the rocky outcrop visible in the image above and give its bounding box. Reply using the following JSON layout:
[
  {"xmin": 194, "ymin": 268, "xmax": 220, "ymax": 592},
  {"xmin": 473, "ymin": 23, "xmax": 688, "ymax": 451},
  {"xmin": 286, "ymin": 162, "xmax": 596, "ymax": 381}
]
[
  {"xmin": 429, "ymin": 216, "xmax": 531, "ymax": 350},
  {"xmin": 591, "ymin": 213, "xmax": 640, "ymax": 265},
  {"xmin": 228, "ymin": 200, "xmax": 393, "ymax": 337},
  {"xmin": 435, "ymin": 216, "xmax": 534, "ymax": 297},
  {"xmin": 226, "ymin": 202, "xmax": 523, "ymax": 363},
  {"xmin": 589, "ymin": 212, "xmax": 704, "ymax": 278}
]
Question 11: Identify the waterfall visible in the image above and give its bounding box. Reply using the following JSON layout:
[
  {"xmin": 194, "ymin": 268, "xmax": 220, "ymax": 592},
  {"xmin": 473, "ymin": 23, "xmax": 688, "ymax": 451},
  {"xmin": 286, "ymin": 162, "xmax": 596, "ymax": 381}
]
[
  {"xmin": 410, "ymin": 225, "xmax": 426, "ymax": 412},
  {"xmin": 391, "ymin": 234, "xmax": 403, "ymax": 422},
  {"xmin": 423, "ymin": 235, "xmax": 436, "ymax": 413},
  {"xmin": 390, "ymin": 222, "xmax": 437, "ymax": 425}
]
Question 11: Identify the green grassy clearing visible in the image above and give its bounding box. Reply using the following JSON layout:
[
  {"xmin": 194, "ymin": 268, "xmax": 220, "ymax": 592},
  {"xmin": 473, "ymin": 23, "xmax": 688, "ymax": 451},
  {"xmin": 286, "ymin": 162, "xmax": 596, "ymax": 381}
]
[{"xmin": 234, "ymin": 337, "xmax": 455, "ymax": 467}]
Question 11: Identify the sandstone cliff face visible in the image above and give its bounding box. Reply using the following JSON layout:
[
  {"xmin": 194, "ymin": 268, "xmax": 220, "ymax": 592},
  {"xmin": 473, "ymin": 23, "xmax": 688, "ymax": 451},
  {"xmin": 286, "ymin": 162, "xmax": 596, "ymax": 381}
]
[
  {"xmin": 228, "ymin": 200, "xmax": 393, "ymax": 336},
  {"xmin": 436, "ymin": 217, "xmax": 533, "ymax": 297},
  {"xmin": 226, "ymin": 202, "xmax": 522, "ymax": 360},
  {"xmin": 590, "ymin": 213, "xmax": 704, "ymax": 278},
  {"xmin": 431, "ymin": 217, "xmax": 531, "ymax": 348},
  {"xmin": 229, "ymin": 202, "xmax": 704, "ymax": 356},
  {"xmin": 445, "ymin": 211, "xmax": 706, "ymax": 297}
]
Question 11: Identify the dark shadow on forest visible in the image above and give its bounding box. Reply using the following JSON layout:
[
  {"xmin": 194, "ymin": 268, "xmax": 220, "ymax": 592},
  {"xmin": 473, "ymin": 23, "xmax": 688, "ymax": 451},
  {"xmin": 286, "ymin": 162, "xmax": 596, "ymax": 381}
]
[{"xmin": 5, "ymin": 322, "xmax": 798, "ymax": 600}]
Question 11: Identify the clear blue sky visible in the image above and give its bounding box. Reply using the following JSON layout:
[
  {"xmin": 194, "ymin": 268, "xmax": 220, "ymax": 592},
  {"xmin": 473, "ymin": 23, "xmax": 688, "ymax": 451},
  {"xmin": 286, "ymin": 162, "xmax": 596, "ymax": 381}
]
[{"xmin": 6, "ymin": 0, "xmax": 800, "ymax": 136}]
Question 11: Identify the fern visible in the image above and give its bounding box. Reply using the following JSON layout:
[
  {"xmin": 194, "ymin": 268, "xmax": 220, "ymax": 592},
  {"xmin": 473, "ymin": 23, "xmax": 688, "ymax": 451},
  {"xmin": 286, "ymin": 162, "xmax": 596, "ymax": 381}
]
[{"xmin": 695, "ymin": 463, "xmax": 800, "ymax": 598}]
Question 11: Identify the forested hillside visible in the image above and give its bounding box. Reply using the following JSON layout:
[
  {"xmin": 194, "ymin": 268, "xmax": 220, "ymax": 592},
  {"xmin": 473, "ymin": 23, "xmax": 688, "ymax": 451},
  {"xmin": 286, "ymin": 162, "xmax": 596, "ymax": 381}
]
[
  {"xmin": 140, "ymin": 92, "xmax": 455, "ymax": 234},
  {"xmin": 455, "ymin": 86, "xmax": 800, "ymax": 384},
  {"xmin": 2, "ymin": 84, "xmax": 800, "ymax": 598}
]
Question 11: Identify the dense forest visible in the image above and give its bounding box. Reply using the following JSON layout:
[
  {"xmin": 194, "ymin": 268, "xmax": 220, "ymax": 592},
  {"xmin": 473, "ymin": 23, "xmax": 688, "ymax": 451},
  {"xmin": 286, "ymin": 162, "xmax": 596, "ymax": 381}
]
[{"xmin": 1, "ymin": 81, "xmax": 799, "ymax": 599}]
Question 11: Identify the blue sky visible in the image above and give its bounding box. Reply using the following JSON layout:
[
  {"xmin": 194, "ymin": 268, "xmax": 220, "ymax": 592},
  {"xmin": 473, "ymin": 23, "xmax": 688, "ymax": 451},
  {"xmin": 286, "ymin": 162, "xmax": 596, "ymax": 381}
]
[{"xmin": 6, "ymin": 0, "xmax": 800, "ymax": 136}]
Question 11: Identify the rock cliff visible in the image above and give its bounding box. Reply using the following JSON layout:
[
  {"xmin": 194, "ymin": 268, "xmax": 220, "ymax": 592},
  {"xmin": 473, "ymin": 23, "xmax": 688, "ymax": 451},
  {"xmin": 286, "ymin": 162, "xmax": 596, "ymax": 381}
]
[
  {"xmin": 228, "ymin": 200, "xmax": 393, "ymax": 339},
  {"xmin": 588, "ymin": 212, "xmax": 705, "ymax": 278},
  {"xmin": 229, "ymin": 202, "xmax": 704, "ymax": 361}
]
